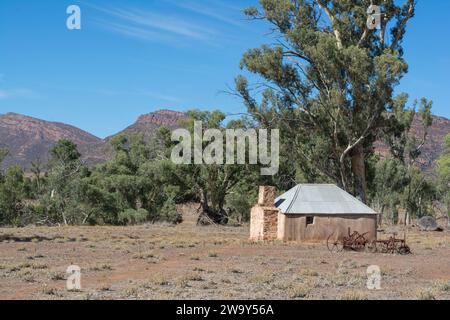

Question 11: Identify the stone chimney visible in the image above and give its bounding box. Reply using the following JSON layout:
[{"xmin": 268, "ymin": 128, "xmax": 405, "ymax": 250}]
[
  {"xmin": 258, "ymin": 186, "xmax": 277, "ymax": 207},
  {"xmin": 250, "ymin": 186, "xmax": 280, "ymax": 241}
]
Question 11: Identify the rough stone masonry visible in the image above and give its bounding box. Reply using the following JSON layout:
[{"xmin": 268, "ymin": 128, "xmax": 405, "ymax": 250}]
[{"xmin": 250, "ymin": 186, "xmax": 280, "ymax": 241}]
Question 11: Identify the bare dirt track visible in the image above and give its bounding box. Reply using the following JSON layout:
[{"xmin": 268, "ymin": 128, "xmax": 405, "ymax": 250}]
[{"xmin": 0, "ymin": 223, "xmax": 449, "ymax": 300}]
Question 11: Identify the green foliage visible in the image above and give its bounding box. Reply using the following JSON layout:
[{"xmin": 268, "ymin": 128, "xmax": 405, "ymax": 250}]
[
  {"xmin": 40, "ymin": 139, "xmax": 90, "ymax": 225},
  {"xmin": 377, "ymin": 98, "xmax": 435, "ymax": 222},
  {"xmin": 118, "ymin": 208, "xmax": 149, "ymax": 226},
  {"xmin": 437, "ymin": 134, "xmax": 450, "ymax": 216},
  {"xmin": 163, "ymin": 110, "xmax": 258, "ymax": 224},
  {"xmin": 401, "ymin": 168, "xmax": 435, "ymax": 218},
  {"xmin": 0, "ymin": 148, "xmax": 8, "ymax": 166},
  {"xmin": 50, "ymin": 139, "xmax": 81, "ymax": 164},
  {"xmin": 226, "ymin": 187, "xmax": 256, "ymax": 224},
  {"xmin": 84, "ymin": 133, "xmax": 185, "ymax": 225},
  {"xmin": 372, "ymin": 156, "xmax": 409, "ymax": 219},
  {"xmin": 0, "ymin": 166, "xmax": 26, "ymax": 225},
  {"xmin": 158, "ymin": 198, "xmax": 183, "ymax": 224}
]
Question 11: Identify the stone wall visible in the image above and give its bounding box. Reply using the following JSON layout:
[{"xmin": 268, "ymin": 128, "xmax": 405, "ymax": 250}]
[
  {"xmin": 258, "ymin": 186, "xmax": 276, "ymax": 206},
  {"xmin": 249, "ymin": 186, "xmax": 280, "ymax": 241},
  {"xmin": 249, "ymin": 206, "xmax": 279, "ymax": 241}
]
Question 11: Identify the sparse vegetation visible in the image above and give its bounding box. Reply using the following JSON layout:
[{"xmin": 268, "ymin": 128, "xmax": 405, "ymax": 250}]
[
  {"xmin": 0, "ymin": 224, "xmax": 449, "ymax": 300},
  {"xmin": 251, "ymin": 271, "xmax": 275, "ymax": 285},
  {"xmin": 48, "ymin": 271, "xmax": 65, "ymax": 281},
  {"xmin": 340, "ymin": 291, "xmax": 369, "ymax": 301},
  {"xmin": 42, "ymin": 286, "xmax": 58, "ymax": 296},
  {"xmin": 416, "ymin": 289, "xmax": 436, "ymax": 300},
  {"xmin": 288, "ymin": 285, "xmax": 310, "ymax": 299},
  {"xmin": 149, "ymin": 274, "xmax": 169, "ymax": 286},
  {"xmin": 208, "ymin": 252, "xmax": 218, "ymax": 258},
  {"xmin": 433, "ymin": 280, "xmax": 450, "ymax": 292},
  {"xmin": 99, "ymin": 285, "xmax": 111, "ymax": 292},
  {"xmin": 300, "ymin": 269, "xmax": 319, "ymax": 277}
]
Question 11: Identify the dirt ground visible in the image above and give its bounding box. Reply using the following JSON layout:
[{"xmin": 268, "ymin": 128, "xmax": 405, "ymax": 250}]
[{"xmin": 0, "ymin": 216, "xmax": 449, "ymax": 300}]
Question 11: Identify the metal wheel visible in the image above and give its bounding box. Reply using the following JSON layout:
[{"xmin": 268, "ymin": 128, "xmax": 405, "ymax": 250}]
[
  {"xmin": 397, "ymin": 245, "xmax": 411, "ymax": 255},
  {"xmin": 327, "ymin": 235, "xmax": 344, "ymax": 253}
]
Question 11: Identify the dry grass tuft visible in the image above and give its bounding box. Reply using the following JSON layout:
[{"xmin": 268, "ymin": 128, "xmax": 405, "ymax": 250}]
[
  {"xmin": 251, "ymin": 271, "xmax": 275, "ymax": 285},
  {"xmin": 149, "ymin": 274, "xmax": 170, "ymax": 286},
  {"xmin": 300, "ymin": 269, "xmax": 319, "ymax": 277},
  {"xmin": 42, "ymin": 286, "xmax": 58, "ymax": 296},
  {"xmin": 339, "ymin": 291, "xmax": 368, "ymax": 300},
  {"xmin": 433, "ymin": 280, "xmax": 450, "ymax": 292},
  {"xmin": 416, "ymin": 288, "xmax": 436, "ymax": 300},
  {"xmin": 288, "ymin": 284, "xmax": 310, "ymax": 299}
]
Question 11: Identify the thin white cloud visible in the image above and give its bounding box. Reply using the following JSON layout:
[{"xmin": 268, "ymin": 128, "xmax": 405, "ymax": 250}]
[
  {"xmin": 171, "ymin": 1, "xmax": 244, "ymax": 27},
  {"xmin": 85, "ymin": 3, "xmax": 218, "ymax": 44},
  {"xmin": 112, "ymin": 7, "xmax": 215, "ymax": 40},
  {"xmin": 94, "ymin": 19, "xmax": 172, "ymax": 44},
  {"xmin": 0, "ymin": 88, "xmax": 37, "ymax": 100},
  {"xmin": 173, "ymin": 1, "xmax": 244, "ymax": 27}
]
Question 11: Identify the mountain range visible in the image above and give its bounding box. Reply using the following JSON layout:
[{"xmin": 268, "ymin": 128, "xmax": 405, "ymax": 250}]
[
  {"xmin": 0, "ymin": 110, "xmax": 449, "ymax": 172},
  {"xmin": 0, "ymin": 110, "xmax": 186, "ymax": 169}
]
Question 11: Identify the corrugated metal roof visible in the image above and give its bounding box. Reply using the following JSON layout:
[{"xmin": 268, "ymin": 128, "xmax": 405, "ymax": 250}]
[{"xmin": 275, "ymin": 184, "xmax": 377, "ymax": 215}]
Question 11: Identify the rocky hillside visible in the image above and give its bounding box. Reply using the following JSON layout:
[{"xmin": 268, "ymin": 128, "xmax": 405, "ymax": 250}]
[
  {"xmin": 1, "ymin": 110, "xmax": 449, "ymax": 172},
  {"xmin": 83, "ymin": 109, "xmax": 188, "ymax": 162},
  {"xmin": 411, "ymin": 115, "xmax": 450, "ymax": 170},
  {"xmin": 0, "ymin": 113, "xmax": 102, "ymax": 169},
  {"xmin": 375, "ymin": 114, "xmax": 450, "ymax": 172},
  {"xmin": 0, "ymin": 110, "xmax": 188, "ymax": 169},
  {"xmin": 107, "ymin": 109, "xmax": 186, "ymax": 141}
]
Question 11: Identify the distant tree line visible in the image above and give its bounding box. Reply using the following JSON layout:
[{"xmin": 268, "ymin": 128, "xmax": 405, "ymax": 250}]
[
  {"xmin": 0, "ymin": 111, "xmax": 262, "ymax": 226},
  {"xmin": 0, "ymin": 109, "xmax": 449, "ymax": 227}
]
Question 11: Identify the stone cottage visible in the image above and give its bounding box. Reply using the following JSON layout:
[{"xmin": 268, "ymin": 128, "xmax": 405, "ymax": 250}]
[{"xmin": 250, "ymin": 185, "xmax": 378, "ymax": 242}]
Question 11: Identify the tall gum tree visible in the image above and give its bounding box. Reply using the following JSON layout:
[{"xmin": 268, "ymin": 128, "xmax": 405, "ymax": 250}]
[{"xmin": 236, "ymin": 0, "xmax": 416, "ymax": 202}]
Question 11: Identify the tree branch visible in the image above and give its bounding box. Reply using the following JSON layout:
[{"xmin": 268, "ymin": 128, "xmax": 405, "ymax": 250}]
[
  {"xmin": 339, "ymin": 114, "xmax": 377, "ymax": 166},
  {"xmin": 390, "ymin": 1, "xmax": 415, "ymax": 50},
  {"xmin": 316, "ymin": 0, "xmax": 343, "ymax": 49}
]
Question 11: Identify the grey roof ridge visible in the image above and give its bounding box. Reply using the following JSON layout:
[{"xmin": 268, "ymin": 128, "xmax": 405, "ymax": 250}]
[
  {"xmin": 338, "ymin": 187, "xmax": 378, "ymax": 214},
  {"xmin": 285, "ymin": 185, "xmax": 301, "ymax": 214}
]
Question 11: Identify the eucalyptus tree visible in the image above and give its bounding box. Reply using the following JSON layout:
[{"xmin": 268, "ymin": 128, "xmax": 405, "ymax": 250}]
[{"xmin": 236, "ymin": 0, "xmax": 417, "ymax": 202}]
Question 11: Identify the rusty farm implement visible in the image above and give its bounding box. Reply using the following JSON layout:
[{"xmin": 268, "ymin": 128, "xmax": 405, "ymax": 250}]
[{"xmin": 327, "ymin": 228, "xmax": 411, "ymax": 255}]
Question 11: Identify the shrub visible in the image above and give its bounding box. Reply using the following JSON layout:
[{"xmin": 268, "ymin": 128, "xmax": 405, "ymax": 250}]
[
  {"xmin": 118, "ymin": 208, "xmax": 148, "ymax": 225},
  {"xmin": 226, "ymin": 189, "xmax": 256, "ymax": 223},
  {"xmin": 158, "ymin": 198, "xmax": 182, "ymax": 224},
  {"xmin": 288, "ymin": 285, "xmax": 310, "ymax": 299},
  {"xmin": 416, "ymin": 289, "xmax": 436, "ymax": 300}
]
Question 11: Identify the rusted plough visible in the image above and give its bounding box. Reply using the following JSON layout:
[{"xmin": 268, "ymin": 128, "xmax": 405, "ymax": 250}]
[
  {"xmin": 327, "ymin": 228, "xmax": 369, "ymax": 253},
  {"xmin": 367, "ymin": 233, "xmax": 411, "ymax": 255},
  {"xmin": 327, "ymin": 229, "xmax": 411, "ymax": 255}
]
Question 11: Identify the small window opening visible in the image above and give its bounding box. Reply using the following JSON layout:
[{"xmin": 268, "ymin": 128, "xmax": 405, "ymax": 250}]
[{"xmin": 306, "ymin": 216, "xmax": 315, "ymax": 226}]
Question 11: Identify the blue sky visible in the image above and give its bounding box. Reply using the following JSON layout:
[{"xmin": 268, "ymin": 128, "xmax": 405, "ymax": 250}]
[{"xmin": 0, "ymin": 0, "xmax": 449, "ymax": 138}]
